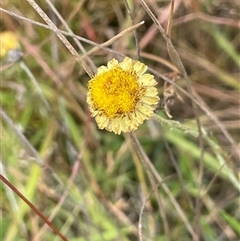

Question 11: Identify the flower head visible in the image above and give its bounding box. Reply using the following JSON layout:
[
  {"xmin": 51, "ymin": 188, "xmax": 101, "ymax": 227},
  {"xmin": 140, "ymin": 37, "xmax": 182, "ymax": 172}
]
[
  {"xmin": 87, "ymin": 57, "xmax": 159, "ymax": 134},
  {"xmin": 0, "ymin": 31, "xmax": 22, "ymax": 62}
]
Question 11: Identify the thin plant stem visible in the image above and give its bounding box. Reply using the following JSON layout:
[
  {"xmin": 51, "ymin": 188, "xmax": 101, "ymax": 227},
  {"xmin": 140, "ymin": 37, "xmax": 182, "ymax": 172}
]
[
  {"xmin": 152, "ymin": 113, "xmax": 199, "ymax": 137},
  {"xmin": 0, "ymin": 161, "xmax": 27, "ymax": 233},
  {"xmin": 44, "ymin": 0, "xmax": 97, "ymax": 73},
  {"xmin": 140, "ymin": 4, "xmax": 206, "ymax": 231},
  {"xmin": 123, "ymin": 0, "xmax": 140, "ymax": 58},
  {"xmin": 26, "ymin": 0, "xmax": 94, "ymax": 77},
  {"xmin": 0, "ymin": 174, "xmax": 69, "ymax": 241},
  {"xmin": 79, "ymin": 21, "xmax": 145, "ymax": 61},
  {"xmin": 128, "ymin": 132, "xmax": 198, "ymax": 241}
]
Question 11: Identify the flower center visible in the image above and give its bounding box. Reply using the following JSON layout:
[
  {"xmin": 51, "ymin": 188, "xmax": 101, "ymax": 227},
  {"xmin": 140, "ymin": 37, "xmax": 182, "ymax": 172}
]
[{"xmin": 89, "ymin": 67, "xmax": 143, "ymax": 118}]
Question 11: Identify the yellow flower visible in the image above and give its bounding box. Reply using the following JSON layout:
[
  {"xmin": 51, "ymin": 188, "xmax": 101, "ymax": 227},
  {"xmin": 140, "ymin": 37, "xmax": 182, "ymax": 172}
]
[
  {"xmin": 0, "ymin": 31, "xmax": 22, "ymax": 62},
  {"xmin": 87, "ymin": 57, "xmax": 159, "ymax": 134}
]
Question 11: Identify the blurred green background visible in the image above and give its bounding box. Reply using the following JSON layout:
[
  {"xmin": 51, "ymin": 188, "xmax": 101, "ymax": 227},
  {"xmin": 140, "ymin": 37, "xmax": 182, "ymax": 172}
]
[{"xmin": 0, "ymin": 0, "xmax": 239, "ymax": 240}]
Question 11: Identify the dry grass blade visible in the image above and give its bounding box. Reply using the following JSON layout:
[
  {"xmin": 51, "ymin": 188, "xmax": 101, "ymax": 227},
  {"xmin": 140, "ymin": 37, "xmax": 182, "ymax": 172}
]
[{"xmin": 26, "ymin": 0, "xmax": 93, "ymax": 77}]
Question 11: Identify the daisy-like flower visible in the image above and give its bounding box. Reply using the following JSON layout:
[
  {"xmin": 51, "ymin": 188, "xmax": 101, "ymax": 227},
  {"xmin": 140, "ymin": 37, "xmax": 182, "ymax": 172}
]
[
  {"xmin": 87, "ymin": 57, "xmax": 159, "ymax": 134},
  {"xmin": 0, "ymin": 31, "xmax": 22, "ymax": 62}
]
